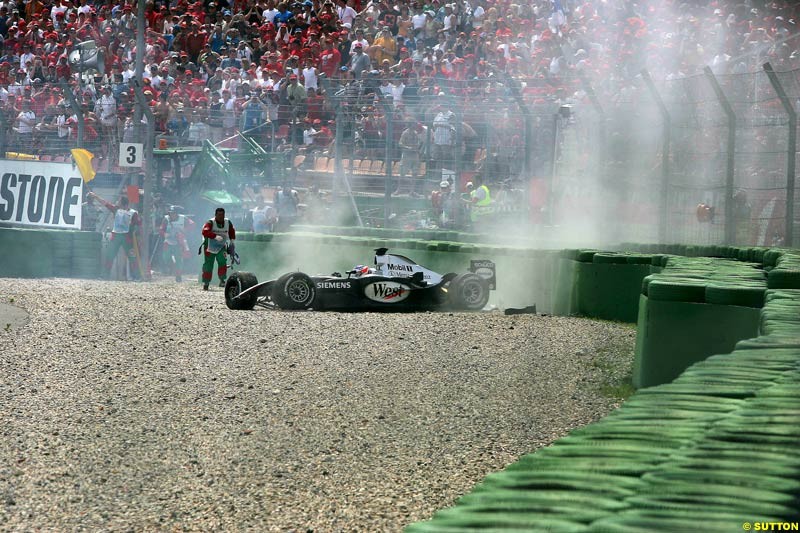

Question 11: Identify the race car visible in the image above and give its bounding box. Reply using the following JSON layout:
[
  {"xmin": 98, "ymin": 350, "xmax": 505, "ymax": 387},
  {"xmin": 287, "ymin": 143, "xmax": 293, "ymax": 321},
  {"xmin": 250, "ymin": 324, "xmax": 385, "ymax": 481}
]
[{"xmin": 224, "ymin": 248, "xmax": 495, "ymax": 312}]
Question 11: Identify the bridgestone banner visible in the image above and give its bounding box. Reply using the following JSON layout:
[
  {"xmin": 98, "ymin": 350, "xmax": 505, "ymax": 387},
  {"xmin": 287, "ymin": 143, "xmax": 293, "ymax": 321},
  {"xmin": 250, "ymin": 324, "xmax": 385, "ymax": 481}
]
[{"xmin": 0, "ymin": 160, "xmax": 83, "ymax": 229}]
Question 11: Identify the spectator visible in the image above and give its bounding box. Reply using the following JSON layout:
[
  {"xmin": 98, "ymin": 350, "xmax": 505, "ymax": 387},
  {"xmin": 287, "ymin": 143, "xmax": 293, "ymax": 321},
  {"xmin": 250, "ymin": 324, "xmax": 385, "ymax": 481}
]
[
  {"xmin": 274, "ymin": 183, "xmax": 299, "ymax": 230},
  {"xmin": 251, "ymin": 195, "xmax": 277, "ymax": 233},
  {"xmin": 95, "ymin": 85, "xmax": 118, "ymax": 159},
  {"xmin": 431, "ymin": 102, "xmax": 455, "ymax": 171},
  {"xmin": 282, "ymin": 72, "xmax": 306, "ymax": 121},
  {"xmin": 13, "ymin": 99, "xmax": 36, "ymax": 150},
  {"xmin": 395, "ymin": 120, "xmax": 425, "ymax": 196},
  {"xmin": 371, "ymin": 25, "xmax": 397, "ymax": 65},
  {"xmin": 221, "ymin": 88, "xmax": 237, "ymax": 137},
  {"xmin": 167, "ymin": 103, "xmax": 190, "ymax": 138},
  {"xmin": 187, "ymin": 106, "xmax": 211, "ymax": 146},
  {"xmin": 347, "ymin": 42, "xmax": 371, "ymax": 80},
  {"xmin": 241, "ymin": 92, "xmax": 268, "ymax": 133}
]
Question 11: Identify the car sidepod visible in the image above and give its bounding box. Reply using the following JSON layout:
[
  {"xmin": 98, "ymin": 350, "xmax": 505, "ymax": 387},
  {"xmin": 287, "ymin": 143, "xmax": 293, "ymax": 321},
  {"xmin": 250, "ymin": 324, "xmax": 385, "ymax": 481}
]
[{"xmin": 312, "ymin": 275, "xmax": 446, "ymax": 311}]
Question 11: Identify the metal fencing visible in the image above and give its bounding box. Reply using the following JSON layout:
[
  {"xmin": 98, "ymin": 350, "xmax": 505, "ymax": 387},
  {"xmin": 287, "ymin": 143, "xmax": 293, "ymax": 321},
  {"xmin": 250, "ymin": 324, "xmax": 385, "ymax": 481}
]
[{"xmin": 2, "ymin": 68, "xmax": 798, "ymax": 246}]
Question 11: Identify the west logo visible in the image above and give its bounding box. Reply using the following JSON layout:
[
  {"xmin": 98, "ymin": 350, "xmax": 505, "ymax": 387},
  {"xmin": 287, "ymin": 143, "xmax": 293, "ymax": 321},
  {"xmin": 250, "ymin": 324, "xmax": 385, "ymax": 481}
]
[{"xmin": 365, "ymin": 281, "xmax": 410, "ymax": 303}]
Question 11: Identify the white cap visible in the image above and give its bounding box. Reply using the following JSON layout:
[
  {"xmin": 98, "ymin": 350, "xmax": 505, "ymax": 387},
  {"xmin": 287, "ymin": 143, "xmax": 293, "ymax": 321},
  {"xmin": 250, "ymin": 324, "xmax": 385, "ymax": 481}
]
[{"xmin": 439, "ymin": 180, "xmax": 450, "ymax": 188}]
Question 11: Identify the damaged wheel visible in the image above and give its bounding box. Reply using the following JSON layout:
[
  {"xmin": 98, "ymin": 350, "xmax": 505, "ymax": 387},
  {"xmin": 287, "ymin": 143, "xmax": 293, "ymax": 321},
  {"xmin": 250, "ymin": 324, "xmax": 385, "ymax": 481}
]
[{"xmin": 225, "ymin": 272, "xmax": 259, "ymax": 310}]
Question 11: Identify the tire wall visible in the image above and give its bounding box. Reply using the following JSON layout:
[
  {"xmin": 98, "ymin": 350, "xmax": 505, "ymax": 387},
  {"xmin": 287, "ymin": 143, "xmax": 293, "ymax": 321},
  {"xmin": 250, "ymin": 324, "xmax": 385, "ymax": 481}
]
[
  {"xmin": 0, "ymin": 227, "xmax": 102, "ymax": 279},
  {"xmin": 407, "ymin": 247, "xmax": 800, "ymax": 532},
  {"xmin": 551, "ymin": 246, "xmax": 799, "ymax": 389}
]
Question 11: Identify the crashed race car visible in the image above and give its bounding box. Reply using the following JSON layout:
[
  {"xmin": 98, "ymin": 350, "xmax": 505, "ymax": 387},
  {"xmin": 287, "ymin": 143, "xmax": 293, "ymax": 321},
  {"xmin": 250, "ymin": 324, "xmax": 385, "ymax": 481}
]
[{"xmin": 224, "ymin": 248, "xmax": 496, "ymax": 312}]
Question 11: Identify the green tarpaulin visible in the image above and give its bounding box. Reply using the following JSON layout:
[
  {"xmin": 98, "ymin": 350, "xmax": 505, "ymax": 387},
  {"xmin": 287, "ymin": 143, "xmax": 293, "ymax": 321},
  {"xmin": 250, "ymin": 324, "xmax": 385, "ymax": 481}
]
[{"xmin": 201, "ymin": 190, "xmax": 242, "ymax": 206}]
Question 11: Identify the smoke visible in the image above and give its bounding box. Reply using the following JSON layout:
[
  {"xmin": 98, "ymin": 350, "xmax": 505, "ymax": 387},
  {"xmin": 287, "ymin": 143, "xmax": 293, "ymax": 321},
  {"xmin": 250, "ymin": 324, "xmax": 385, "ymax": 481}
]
[{"xmin": 527, "ymin": 0, "xmax": 706, "ymax": 249}]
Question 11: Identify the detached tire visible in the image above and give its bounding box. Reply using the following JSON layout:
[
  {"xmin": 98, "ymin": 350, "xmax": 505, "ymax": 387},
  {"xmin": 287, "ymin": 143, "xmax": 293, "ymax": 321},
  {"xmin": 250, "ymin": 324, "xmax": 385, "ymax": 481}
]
[
  {"xmin": 272, "ymin": 272, "xmax": 316, "ymax": 310},
  {"xmin": 225, "ymin": 272, "xmax": 259, "ymax": 310},
  {"xmin": 449, "ymin": 272, "xmax": 490, "ymax": 311}
]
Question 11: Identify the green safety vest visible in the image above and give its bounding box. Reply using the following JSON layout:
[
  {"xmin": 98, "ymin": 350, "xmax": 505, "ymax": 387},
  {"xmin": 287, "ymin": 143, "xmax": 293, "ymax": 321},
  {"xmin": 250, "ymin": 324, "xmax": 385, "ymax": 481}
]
[{"xmin": 471, "ymin": 185, "xmax": 493, "ymax": 221}]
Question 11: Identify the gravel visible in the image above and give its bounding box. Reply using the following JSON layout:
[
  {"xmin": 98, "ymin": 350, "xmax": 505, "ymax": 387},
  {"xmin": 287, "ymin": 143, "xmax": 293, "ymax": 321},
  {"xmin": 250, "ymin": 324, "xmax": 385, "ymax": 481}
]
[{"xmin": 0, "ymin": 277, "xmax": 635, "ymax": 532}]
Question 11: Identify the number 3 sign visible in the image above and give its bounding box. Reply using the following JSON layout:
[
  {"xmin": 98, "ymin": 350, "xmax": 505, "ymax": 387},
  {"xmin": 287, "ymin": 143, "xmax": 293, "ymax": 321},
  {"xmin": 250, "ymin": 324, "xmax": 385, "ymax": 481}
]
[{"xmin": 118, "ymin": 143, "xmax": 144, "ymax": 168}]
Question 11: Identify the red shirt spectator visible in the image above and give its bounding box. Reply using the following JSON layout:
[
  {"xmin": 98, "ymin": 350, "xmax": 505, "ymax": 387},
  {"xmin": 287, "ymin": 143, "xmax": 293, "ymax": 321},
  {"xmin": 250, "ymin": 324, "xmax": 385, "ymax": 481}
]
[{"xmin": 318, "ymin": 42, "xmax": 341, "ymax": 78}]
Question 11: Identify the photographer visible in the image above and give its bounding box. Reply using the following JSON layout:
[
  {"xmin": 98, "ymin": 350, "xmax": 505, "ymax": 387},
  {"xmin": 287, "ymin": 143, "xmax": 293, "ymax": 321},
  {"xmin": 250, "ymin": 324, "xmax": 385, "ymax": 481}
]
[{"xmin": 242, "ymin": 91, "xmax": 269, "ymax": 138}]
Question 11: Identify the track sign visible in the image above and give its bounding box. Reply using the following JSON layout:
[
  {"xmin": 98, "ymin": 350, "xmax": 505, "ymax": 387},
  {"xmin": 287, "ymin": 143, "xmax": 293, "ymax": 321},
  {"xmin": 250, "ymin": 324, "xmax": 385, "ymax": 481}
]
[
  {"xmin": 0, "ymin": 160, "xmax": 83, "ymax": 229},
  {"xmin": 470, "ymin": 259, "xmax": 496, "ymax": 290},
  {"xmin": 119, "ymin": 143, "xmax": 144, "ymax": 168}
]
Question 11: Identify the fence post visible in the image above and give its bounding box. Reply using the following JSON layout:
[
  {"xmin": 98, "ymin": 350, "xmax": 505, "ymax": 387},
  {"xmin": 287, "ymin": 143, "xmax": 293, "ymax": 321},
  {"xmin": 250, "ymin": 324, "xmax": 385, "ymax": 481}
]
[
  {"xmin": 763, "ymin": 62, "xmax": 796, "ymax": 248},
  {"xmin": 378, "ymin": 98, "xmax": 393, "ymax": 227},
  {"xmin": 62, "ymin": 83, "xmax": 84, "ymax": 148},
  {"xmin": 503, "ymin": 73, "xmax": 534, "ymax": 208},
  {"xmin": 641, "ymin": 69, "xmax": 671, "ymax": 244},
  {"xmin": 0, "ymin": 112, "xmax": 6, "ymax": 157},
  {"xmin": 132, "ymin": 81, "xmax": 156, "ymax": 277},
  {"xmin": 318, "ymin": 75, "xmax": 362, "ymax": 226},
  {"xmin": 333, "ymin": 106, "xmax": 344, "ymax": 197},
  {"xmin": 318, "ymin": 75, "xmax": 340, "ymax": 195},
  {"xmin": 704, "ymin": 66, "xmax": 737, "ymax": 245}
]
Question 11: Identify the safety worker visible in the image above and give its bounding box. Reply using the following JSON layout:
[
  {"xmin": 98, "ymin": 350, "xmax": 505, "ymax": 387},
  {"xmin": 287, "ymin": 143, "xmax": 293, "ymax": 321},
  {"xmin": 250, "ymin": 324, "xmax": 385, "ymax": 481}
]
[
  {"xmin": 159, "ymin": 205, "xmax": 193, "ymax": 282},
  {"xmin": 463, "ymin": 174, "xmax": 493, "ymax": 224},
  {"xmin": 275, "ymin": 183, "xmax": 300, "ymax": 231},
  {"xmin": 200, "ymin": 207, "xmax": 236, "ymax": 290},
  {"xmin": 88, "ymin": 191, "xmax": 141, "ymax": 280}
]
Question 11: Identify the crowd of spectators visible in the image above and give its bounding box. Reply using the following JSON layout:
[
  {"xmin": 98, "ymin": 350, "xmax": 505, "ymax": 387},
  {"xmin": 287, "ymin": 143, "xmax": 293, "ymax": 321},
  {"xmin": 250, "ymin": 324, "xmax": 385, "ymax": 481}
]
[{"xmin": 2, "ymin": 0, "xmax": 800, "ymax": 173}]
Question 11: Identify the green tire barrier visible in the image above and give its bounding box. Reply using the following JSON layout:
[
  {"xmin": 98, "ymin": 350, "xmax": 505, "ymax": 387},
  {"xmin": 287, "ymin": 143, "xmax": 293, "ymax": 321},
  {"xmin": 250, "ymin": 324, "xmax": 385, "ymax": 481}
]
[
  {"xmin": 576, "ymin": 260, "xmax": 652, "ymax": 322},
  {"xmin": 71, "ymin": 231, "xmax": 102, "ymax": 279},
  {"xmin": 632, "ymin": 295, "xmax": 761, "ymax": 388},
  {"xmin": 407, "ymin": 248, "xmax": 800, "ymax": 533},
  {"xmin": 0, "ymin": 228, "xmax": 103, "ymax": 279}
]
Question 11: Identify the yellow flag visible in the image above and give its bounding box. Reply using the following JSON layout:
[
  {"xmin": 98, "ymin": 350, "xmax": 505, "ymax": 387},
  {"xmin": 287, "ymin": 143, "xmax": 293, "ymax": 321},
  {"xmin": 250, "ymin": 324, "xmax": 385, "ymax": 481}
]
[{"xmin": 70, "ymin": 148, "xmax": 96, "ymax": 183}]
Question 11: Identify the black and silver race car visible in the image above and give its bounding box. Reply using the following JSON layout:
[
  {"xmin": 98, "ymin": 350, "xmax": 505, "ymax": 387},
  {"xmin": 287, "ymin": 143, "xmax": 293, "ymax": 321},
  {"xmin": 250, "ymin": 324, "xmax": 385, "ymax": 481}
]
[{"xmin": 224, "ymin": 248, "xmax": 495, "ymax": 312}]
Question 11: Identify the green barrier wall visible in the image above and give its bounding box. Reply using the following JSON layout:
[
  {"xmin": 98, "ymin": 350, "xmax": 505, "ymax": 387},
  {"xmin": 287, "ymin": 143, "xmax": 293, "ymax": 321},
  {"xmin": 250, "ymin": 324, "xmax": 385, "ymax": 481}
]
[
  {"xmin": 632, "ymin": 295, "xmax": 761, "ymax": 388},
  {"xmin": 408, "ymin": 287, "xmax": 800, "ymax": 532},
  {"xmin": 0, "ymin": 227, "xmax": 101, "ymax": 279},
  {"xmin": 576, "ymin": 262, "xmax": 652, "ymax": 323}
]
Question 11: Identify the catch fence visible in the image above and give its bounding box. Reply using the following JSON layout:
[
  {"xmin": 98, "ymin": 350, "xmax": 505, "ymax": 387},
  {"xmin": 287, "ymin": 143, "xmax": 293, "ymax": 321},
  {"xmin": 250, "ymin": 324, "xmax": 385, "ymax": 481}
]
[{"xmin": 2, "ymin": 67, "xmax": 797, "ymax": 247}]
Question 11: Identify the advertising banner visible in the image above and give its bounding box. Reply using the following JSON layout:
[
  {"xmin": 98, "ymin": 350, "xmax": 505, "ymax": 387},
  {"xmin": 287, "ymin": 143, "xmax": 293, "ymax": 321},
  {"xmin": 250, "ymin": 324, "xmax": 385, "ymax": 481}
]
[{"xmin": 0, "ymin": 160, "xmax": 83, "ymax": 229}]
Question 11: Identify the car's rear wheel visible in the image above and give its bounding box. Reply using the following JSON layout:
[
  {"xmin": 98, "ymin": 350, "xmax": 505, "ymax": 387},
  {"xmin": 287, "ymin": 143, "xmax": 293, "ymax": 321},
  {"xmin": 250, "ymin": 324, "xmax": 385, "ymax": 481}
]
[
  {"xmin": 449, "ymin": 272, "xmax": 490, "ymax": 311},
  {"xmin": 272, "ymin": 272, "xmax": 316, "ymax": 310},
  {"xmin": 225, "ymin": 272, "xmax": 259, "ymax": 310}
]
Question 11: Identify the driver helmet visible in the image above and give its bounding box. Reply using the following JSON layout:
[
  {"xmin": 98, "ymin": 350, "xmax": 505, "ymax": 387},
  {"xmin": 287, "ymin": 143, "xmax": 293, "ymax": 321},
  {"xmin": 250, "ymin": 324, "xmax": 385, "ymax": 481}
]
[{"xmin": 353, "ymin": 264, "xmax": 371, "ymax": 276}]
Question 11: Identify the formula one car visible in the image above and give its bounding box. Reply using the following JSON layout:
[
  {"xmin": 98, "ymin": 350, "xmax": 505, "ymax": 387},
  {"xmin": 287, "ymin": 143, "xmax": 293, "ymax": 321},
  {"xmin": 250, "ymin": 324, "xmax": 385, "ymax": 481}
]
[{"xmin": 224, "ymin": 248, "xmax": 496, "ymax": 312}]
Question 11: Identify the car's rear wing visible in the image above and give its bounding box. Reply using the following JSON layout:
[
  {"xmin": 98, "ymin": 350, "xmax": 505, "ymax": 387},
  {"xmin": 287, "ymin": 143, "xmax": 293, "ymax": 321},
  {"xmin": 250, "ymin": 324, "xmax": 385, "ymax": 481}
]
[{"xmin": 469, "ymin": 260, "xmax": 496, "ymax": 290}]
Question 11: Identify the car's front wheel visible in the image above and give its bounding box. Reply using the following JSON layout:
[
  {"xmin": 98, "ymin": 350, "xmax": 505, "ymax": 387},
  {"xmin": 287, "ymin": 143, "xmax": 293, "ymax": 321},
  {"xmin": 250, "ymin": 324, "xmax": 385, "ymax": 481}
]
[
  {"xmin": 225, "ymin": 272, "xmax": 259, "ymax": 310},
  {"xmin": 449, "ymin": 272, "xmax": 490, "ymax": 311},
  {"xmin": 272, "ymin": 272, "xmax": 316, "ymax": 310}
]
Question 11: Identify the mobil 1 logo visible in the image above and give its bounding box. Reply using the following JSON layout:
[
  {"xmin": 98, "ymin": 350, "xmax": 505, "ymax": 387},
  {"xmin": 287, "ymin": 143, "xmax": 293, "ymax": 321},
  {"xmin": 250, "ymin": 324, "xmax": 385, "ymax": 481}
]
[{"xmin": 470, "ymin": 259, "xmax": 496, "ymax": 290}]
